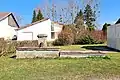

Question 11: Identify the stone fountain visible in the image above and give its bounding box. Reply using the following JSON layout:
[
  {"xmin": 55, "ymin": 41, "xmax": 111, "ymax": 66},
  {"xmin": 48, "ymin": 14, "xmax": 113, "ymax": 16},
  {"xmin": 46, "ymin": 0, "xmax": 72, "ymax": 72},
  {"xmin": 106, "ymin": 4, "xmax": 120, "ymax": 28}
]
[
  {"xmin": 37, "ymin": 34, "xmax": 47, "ymax": 48},
  {"xmin": 16, "ymin": 34, "xmax": 106, "ymax": 59},
  {"xmin": 16, "ymin": 34, "xmax": 60, "ymax": 58}
]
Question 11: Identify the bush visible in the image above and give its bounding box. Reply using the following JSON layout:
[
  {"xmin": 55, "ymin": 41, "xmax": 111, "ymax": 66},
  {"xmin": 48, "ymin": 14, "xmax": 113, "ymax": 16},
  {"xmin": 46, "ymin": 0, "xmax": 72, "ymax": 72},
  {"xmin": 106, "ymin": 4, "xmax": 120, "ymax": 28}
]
[
  {"xmin": 74, "ymin": 29, "xmax": 106, "ymax": 45},
  {"xmin": 53, "ymin": 38, "xmax": 64, "ymax": 46},
  {"xmin": 53, "ymin": 33, "xmax": 74, "ymax": 46},
  {"xmin": 53, "ymin": 25, "xmax": 105, "ymax": 45},
  {"xmin": 0, "ymin": 40, "xmax": 39, "ymax": 57},
  {"xmin": 17, "ymin": 40, "xmax": 38, "ymax": 47},
  {"xmin": 90, "ymin": 30, "xmax": 106, "ymax": 42},
  {"xmin": 47, "ymin": 41, "xmax": 53, "ymax": 47},
  {"xmin": 53, "ymin": 25, "xmax": 74, "ymax": 46},
  {"xmin": 0, "ymin": 40, "xmax": 16, "ymax": 56},
  {"xmin": 75, "ymin": 35, "xmax": 95, "ymax": 44},
  {"xmin": 75, "ymin": 35, "xmax": 104, "ymax": 44}
]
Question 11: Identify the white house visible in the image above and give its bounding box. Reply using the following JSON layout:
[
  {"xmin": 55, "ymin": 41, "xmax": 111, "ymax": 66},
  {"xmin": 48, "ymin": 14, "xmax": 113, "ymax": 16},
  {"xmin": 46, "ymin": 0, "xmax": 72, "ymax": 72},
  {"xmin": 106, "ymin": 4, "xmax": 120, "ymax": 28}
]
[
  {"xmin": 0, "ymin": 12, "xmax": 19, "ymax": 40},
  {"xmin": 107, "ymin": 19, "xmax": 120, "ymax": 50},
  {"xmin": 16, "ymin": 19, "xmax": 63, "ymax": 41}
]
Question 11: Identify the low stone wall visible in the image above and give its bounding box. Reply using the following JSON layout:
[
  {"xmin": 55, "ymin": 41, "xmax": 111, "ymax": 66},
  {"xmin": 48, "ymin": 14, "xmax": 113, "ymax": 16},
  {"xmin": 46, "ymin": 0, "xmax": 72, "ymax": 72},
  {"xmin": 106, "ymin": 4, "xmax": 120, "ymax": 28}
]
[
  {"xmin": 16, "ymin": 47, "xmax": 60, "ymax": 58},
  {"xmin": 16, "ymin": 47, "xmax": 106, "ymax": 59},
  {"xmin": 60, "ymin": 51, "xmax": 106, "ymax": 58}
]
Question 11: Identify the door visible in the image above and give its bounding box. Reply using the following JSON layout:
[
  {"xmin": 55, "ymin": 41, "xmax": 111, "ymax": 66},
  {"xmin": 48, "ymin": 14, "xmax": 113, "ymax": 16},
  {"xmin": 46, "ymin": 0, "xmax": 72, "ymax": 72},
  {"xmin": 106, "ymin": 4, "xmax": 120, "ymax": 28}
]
[{"xmin": 18, "ymin": 32, "xmax": 33, "ymax": 41}]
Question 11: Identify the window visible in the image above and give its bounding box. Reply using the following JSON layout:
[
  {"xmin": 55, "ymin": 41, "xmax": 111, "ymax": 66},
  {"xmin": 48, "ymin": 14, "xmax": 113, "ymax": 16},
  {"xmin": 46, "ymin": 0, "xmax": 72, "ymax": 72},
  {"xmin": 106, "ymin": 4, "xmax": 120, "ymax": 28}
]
[
  {"xmin": 51, "ymin": 24, "xmax": 54, "ymax": 31},
  {"xmin": 51, "ymin": 32, "xmax": 55, "ymax": 39}
]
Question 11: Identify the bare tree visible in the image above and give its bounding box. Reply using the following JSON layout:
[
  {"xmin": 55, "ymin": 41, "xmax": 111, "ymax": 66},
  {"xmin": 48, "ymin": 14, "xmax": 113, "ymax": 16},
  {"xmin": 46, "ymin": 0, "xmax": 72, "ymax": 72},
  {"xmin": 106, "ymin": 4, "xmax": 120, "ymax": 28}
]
[
  {"xmin": 13, "ymin": 13, "xmax": 23, "ymax": 26},
  {"xmin": 43, "ymin": 0, "xmax": 51, "ymax": 18},
  {"xmin": 39, "ymin": 0, "xmax": 100, "ymax": 26},
  {"xmin": 51, "ymin": 3, "xmax": 57, "ymax": 21}
]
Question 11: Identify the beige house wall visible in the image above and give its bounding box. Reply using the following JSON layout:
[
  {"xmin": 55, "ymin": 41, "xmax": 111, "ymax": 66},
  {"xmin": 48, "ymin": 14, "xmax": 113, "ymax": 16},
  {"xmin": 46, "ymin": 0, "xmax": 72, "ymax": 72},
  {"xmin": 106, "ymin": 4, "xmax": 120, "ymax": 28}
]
[{"xmin": 107, "ymin": 24, "xmax": 120, "ymax": 50}]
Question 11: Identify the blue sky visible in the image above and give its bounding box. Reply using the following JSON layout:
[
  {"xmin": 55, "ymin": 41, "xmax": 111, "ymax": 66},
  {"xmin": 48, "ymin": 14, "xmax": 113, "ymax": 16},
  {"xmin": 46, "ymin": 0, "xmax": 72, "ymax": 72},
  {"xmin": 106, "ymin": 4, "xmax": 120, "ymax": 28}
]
[
  {"xmin": 100, "ymin": 0, "xmax": 120, "ymax": 25},
  {"xmin": 0, "ymin": 0, "xmax": 120, "ymax": 28}
]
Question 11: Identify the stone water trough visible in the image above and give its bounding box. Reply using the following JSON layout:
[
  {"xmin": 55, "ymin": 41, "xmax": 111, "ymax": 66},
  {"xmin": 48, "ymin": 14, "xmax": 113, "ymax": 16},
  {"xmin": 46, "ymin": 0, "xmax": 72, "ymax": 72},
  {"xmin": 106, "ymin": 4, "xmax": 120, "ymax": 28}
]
[
  {"xmin": 16, "ymin": 34, "xmax": 60, "ymax": 58},
  {"xmin": 16, "ymin": 34, "xmax": 106, "ymax": 58},
  {"xmin": 60, "ymin": 51, "xmax": 106, "ymax": 58},
  {"xmin": 16, "ymin": 47, "xmax": 60, "ymax": 58},
  {"xmin": 16, "ymin": 49, "xmax": 106, "ymax": 59}
]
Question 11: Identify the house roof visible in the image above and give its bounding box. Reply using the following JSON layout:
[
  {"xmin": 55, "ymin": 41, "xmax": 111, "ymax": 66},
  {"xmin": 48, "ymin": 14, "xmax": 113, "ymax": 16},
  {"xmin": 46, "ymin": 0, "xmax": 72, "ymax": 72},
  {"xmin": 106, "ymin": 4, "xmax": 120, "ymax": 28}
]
[
  {"xmin": 52, "ymin": 21, "xmax": 64, "ymax": 25},
  {"xmin": 0, "ymin": 12, "xmax": 11, "ymax": 21},
  {"xmin": 115, "ymin": 18, "xmax": 120, "ymax": 24},
  {"xmin": 0, "ymin": 12, "xmax": 19, "ymax": 28},
  {"xmin": 16, "ymin": 18, "xmax": 64, "ymax": 31},
  {"xmin": 51, "ymin": 22, "xmax": 63, "ymax": 29},
  {"xmin": 16, "ymin": 18, "xmax": 49, "ymax": 31}
]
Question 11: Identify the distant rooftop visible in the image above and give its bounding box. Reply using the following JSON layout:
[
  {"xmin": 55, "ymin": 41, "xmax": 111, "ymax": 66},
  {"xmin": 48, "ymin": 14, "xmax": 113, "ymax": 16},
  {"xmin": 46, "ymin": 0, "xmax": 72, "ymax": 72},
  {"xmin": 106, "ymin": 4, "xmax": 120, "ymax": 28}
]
[{"xmin": 115, "ymin": 18, "xmax": 120, "ymax": 24}]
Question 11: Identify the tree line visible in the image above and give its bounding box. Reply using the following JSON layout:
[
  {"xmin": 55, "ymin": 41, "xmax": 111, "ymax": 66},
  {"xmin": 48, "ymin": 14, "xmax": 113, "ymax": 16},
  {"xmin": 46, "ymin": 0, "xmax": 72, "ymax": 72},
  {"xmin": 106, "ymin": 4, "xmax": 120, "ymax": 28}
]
[
  {"xmin": 32, "ymin": 0, "xmax": 100, "ymax": 31},
  {"xmin": 32, "ymin": 9, "xmax": 44, "ymax": 23}
]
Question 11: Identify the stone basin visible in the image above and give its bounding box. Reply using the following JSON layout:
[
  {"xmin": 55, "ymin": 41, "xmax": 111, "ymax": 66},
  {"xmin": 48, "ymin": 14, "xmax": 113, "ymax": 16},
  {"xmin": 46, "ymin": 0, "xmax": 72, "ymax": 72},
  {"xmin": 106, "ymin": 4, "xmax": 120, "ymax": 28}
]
[
  {"xmin": 16, "ymin": 47, "xmax": 60, "ymax": 51},
  {"xmin": 16, "ymin": 47, "xmax": 106, "ymax": 59},
  {"xmin": 16, "ymin": 47, "xmax": 60, "ymax": 58},
  {"xmin": 60, "ymin": 50, "xmax": 106, "ymax": 58}
]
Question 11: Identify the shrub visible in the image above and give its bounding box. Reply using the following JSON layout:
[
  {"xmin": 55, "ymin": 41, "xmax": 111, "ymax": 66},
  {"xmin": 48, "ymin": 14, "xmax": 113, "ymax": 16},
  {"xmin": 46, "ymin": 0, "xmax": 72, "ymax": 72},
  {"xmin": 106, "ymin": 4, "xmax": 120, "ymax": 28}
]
[
  {"xmin": 53, "ymin": 25, "xmax": 105, "ymax": 45},
  {"xmin": 75, "ymin": 35, "xmax": 105, "ymax": 44},
  {"xmin": 75, "ymin": 35, "xmax": 95, "ymax": 44},
  {"xmin": 0, "ymin": 40, "xmax": 39, "ymax": 57},
  {"xmin": 0, "ymin": 40, "xmax": 16, "ymax": 56},
  {"xmin": 17, "ymin": 40, "xmax": 38, "ymax": 47},
  {"xmin": 47, "ymin": 41, "xmax": 53, "ymax": 47},
  {"xmin": 74, "ymin": 29, "xmax": 89, "ymax": 44},
  {"xmin": 53, "ymin": 38, "xmax": 64, "ymax": 46},
  {"xmin": 74, "ymin": 30, "xmax": 106, "ymax": 44},
  {"xmin": 53, "ymin": 33, "xmax": 74, "ymax": 46},
  {"xmin": 90, "ymin": 30, "xmax": 106, "ymax": 42},
  {"xmin": 53, "ymin": 25, "xmax": 74, "ymax": 46}
]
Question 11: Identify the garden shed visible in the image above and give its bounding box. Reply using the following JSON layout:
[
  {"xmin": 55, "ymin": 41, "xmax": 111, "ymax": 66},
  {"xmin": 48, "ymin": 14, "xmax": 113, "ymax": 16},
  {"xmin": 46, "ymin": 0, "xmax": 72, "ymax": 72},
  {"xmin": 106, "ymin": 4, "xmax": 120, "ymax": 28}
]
[{"xmin": 107, "ymin": 20, "xmax": 120, "ymax": 50}]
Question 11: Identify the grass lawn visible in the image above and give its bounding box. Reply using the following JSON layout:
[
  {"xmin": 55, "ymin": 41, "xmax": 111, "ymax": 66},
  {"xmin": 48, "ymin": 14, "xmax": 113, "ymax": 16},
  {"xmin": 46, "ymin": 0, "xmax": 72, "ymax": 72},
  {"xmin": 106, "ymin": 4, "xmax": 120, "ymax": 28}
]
[
  {"xmin": 57, "ymin": 44, "xmax": 106, "ymax": 50},
  {"xmin": 0, "ymin": 53, "xmax": 120, "ymax": 80}
]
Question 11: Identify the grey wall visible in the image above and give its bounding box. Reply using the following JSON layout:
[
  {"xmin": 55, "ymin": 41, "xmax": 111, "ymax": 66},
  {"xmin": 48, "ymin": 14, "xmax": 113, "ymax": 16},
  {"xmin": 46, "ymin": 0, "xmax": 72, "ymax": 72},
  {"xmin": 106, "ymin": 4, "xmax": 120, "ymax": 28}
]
[{"xmin": 107, "ymin": 24, "xmax": 120, "ymax": 50}]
